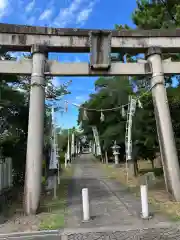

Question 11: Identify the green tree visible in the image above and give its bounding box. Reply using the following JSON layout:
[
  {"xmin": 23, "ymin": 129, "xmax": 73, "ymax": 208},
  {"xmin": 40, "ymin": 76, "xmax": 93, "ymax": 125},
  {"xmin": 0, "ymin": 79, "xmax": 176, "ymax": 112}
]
[
  {"xmin": 132, "ymin": 0, "xmax": 180, "ymax": 29},
  {"xmin": 0, "ymin": 52, "xmax": 71, "ymax": 185},
  {"xmin": 78, "ymin": 76, "xmax": 132, "ymax": 160},
  {"xmin": 130, "ymin": 0, "xmax": 180, "ymax": 158},
  {"xmin": 113, "ymin": 0, "xmax": 180, "ymax": 182}
]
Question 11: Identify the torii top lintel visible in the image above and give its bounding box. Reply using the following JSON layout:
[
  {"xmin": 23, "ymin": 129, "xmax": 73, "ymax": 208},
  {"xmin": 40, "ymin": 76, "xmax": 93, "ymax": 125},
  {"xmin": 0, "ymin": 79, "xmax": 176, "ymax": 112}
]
[
  {"xmin": 0, "ymin": 23, "xmax": 180, "ymax": 53},
  {"xmin": 1, "ymin": 23, "xmax": 180, "ymax": 37}
]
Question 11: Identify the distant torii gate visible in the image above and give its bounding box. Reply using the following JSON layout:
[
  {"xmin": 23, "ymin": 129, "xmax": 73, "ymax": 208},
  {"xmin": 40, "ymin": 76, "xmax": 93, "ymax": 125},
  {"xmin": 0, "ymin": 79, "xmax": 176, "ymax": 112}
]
[{"xmin": 0, "ymin": 23, "xmax": 180, "ymax": 214}]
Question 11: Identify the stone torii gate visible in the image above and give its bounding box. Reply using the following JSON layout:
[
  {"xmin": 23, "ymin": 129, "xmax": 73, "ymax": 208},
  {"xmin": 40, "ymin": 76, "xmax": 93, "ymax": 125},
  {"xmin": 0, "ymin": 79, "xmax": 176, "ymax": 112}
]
[{"xmin": 1, "ymin": 23, "xmax": 180, "ymax": 214}]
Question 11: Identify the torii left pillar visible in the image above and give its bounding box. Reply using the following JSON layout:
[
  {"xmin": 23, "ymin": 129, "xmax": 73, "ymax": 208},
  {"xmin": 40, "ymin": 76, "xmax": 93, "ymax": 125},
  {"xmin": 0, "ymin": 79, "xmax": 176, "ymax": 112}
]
[{"xmin": 24, "ymin": 44, "xmax": 47, "ymax": 215}]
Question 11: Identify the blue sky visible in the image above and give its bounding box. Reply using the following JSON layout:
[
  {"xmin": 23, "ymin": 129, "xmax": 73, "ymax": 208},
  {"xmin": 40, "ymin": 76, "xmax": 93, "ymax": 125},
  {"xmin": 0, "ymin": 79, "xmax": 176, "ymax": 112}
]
[{"xmin": 0, "ymin": 0, "xmax": 137, "ymax": 129}]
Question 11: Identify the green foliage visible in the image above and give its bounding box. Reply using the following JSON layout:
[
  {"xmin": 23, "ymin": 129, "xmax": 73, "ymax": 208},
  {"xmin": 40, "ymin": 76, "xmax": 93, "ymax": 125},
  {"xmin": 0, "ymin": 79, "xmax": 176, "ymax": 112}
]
[
  {"xmin": 78, "ymin": 74, "xmax": 180, "ymax": 161},
  {"xmin": 78, "ymin": 0, "xmax": 180, "ymax": 159},
  {"xmin": 57, "ymin": 127, "xmax": 83, "ymax": 156},
  {"xmin": 87, "ymin": 0, "xmax": 180, "ymax": 161},
  {"xmin": 78, "ymin": 76, "xmax": 132, "ymax": 151},
  {"xmin": 57, "ymin": 129, "xmax": 69, "ymax": 152},
  {"xmin": 132, "ymin": 0, "xmax": 180, "ymax": 29},
  {"xmin": 130, "ymin": 0, "xmax": 180, "ymax": 159},
  {"xmin": 0, "ymin": 52, "xmax": 71, "ymax": 185}
]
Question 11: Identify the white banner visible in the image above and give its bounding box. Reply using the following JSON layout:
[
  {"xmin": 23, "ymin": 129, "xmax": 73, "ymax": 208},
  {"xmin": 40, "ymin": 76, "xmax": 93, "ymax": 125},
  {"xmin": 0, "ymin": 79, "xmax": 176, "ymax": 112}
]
[
  {"xmin": 75, "ymin": 141, "xmax": 78, "ymax": 154},
  {"xmin": 93, "ymin": 142, "xmax": 96, "ymax": 154},
  {"xmin": 51, "ymin": 107, "xmax": 55, "ymax": 124},
  {"xmin": 131, "ymin": 98, "xmax": 137, "ymax": 116},
  {"xmin": 49, "ymin": 144, "xmax": 58, "ymax": 169},
  {"xmin": 46, "ymin": 176, "xmax": 54, "ymax": 190},
  {"xmin": 49, "ymin": 111, "xmax": 58, "ymax": 169},
  {"xmin": 89, "ymin": 140, "xmax": 92, "ymax": 153},
  {"xmin": 71, "ymin": 133, "xmax": 75, "ymax": 155},
  {"xmin": 67, "ymin": 135, "xmax": 70, "ymax": 160},
  {"xmin": 78, "ymin": 141, "xmax": 81, "ymax": 153},
  {"xmin": 92, "ymin": 126, "xmax": 102, "ymax": 156},
  {"xmin": 125, "ymin": 96, "xmax": 135, "ymax": 161}
]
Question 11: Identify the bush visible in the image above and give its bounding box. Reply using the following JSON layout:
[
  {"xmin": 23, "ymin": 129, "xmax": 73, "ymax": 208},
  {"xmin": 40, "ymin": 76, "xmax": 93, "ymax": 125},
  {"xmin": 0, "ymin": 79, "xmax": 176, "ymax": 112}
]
[
  {"xmin": 59, "ymin": 151, "xmax": 65, "ymax": 164},
  {"xmin": 153, "ymin": 168, "xmax": 164, "ymax": 177}
]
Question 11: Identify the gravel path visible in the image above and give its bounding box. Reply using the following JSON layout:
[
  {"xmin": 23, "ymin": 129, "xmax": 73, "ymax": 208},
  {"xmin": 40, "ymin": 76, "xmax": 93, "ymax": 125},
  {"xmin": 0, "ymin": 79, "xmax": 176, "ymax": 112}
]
[
  {"xmin": 0, "ymin": 153, "xmax": 169, "ymax": 235},
  {"xmin": 65, "ymin": 154, "xmax": 168, "ymax": 228}
]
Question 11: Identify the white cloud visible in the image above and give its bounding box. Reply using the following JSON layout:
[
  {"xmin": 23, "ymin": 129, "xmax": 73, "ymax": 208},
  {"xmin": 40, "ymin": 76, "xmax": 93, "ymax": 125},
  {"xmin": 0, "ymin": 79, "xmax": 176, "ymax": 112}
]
[
  {"xmin": 53, "ymin": 0, "xmax": 84, "ymax": 27},
  {"xmin": 76, "ymin": 1, "xmax": 95, "ymax": 25},
  {"xmin": 0, "ymin": 0, "xmax": 10, "ymax": 19},
  {"xmin": 0, "ymin": 0, "xmax": 8, "ymax": 10},
  {"xmin": 25, "ymin": 0, "xmax": 35, "ymax": 13},
  {"xmin": 39, "ymin": 8, "xmax": 53, "ymax": 21}
]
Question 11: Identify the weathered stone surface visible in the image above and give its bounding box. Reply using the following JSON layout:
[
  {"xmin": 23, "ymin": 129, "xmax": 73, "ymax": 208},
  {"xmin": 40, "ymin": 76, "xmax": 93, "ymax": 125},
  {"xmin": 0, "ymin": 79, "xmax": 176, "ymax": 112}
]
[
  {"xmin": 1, "ymin": 23, "xmax": 180, "ymax": 37},
  {"xmin": 66, "ymin": 154, "xmax": 166, "ymax": 229}
]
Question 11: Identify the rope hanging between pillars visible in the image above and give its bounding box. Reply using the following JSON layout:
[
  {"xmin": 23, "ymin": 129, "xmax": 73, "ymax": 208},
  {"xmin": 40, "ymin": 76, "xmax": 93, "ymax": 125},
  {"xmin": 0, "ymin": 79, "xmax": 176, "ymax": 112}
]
[{"xmin": 30, "ymin": 82, "xmax": 46, "ymax": 88}]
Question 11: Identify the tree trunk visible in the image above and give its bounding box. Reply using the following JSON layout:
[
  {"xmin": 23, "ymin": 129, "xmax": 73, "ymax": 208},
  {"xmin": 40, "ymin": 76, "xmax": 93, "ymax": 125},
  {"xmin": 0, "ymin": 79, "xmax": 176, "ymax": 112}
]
[{"xmin": 134, "ymin": 160, "xmax": 138, "ymax": 176}]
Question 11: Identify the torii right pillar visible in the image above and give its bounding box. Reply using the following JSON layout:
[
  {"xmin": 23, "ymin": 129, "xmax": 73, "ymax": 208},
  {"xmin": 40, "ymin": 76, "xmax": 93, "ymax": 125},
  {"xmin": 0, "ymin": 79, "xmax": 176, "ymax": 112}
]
[{"xmin": 147, "ymin": 47, "xmax": 180, "ymax": 201}]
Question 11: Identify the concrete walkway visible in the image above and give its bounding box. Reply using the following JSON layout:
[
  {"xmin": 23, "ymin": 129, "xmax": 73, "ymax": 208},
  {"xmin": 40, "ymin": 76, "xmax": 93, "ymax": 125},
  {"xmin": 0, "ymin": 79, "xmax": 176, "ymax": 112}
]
[{"xmin": 65, "ymin": 154, "xmax": 168, "ymax": 229}]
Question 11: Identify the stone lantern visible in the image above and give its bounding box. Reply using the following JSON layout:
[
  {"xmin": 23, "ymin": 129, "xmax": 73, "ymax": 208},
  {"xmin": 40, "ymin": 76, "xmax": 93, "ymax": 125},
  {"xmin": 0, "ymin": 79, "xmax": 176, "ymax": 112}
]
[{"xmin": 111, "ymin": 141, "xmax": 121, "ymax": 167}]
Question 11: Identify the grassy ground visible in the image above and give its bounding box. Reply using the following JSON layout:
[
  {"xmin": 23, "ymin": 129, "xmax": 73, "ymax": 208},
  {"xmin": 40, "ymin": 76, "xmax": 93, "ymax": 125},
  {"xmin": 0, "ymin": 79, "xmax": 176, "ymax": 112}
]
[
  {"xmin": 38, "ymin": 165, "xmax": 73, "ymax": 230},
  {"xmin": 0, "ymin": 164, "xmax": 74, "ymax": 233},
  {"xmin": 101, "ymin": 160, "xmax": 180, "ymax": 221}
]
